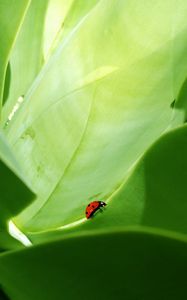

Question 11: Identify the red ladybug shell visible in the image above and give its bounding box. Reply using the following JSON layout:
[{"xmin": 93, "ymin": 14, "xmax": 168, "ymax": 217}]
[{"xmin": 85, "ymin": 201, "xmax": 106, "ymax": 219}]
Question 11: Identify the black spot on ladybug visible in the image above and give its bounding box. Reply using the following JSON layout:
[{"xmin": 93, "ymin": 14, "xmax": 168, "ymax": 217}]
[
  {"xmin": 92, "ymin": 205, "xmax": 95, "ymax": 208},
  {"xmin": 86, "ymin": 212, "xmax": 88, "ymax": 214},
  {"xmin": 88, "ymin": 204, "xmax": 90, "ymax": 207}
]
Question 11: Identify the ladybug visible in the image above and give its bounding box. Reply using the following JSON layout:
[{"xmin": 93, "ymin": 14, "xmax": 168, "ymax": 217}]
[{"xmin": 85, "ymin": 201, "xmax": 107, "ymax": 219}]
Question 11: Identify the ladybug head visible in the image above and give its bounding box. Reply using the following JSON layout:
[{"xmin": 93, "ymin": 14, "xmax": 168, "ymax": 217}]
[{"xmin": 100, "ymin": 201, "xmax": 107, "ymax": 207}]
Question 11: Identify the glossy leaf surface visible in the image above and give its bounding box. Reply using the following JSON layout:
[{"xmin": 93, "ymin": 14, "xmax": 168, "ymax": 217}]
[{"xmin": 5, "ymin": 0, "xmax": 187, "ymax": 232}]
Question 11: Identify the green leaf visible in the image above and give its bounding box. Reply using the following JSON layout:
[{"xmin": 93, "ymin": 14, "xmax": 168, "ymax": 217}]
[
  {"xmin": 0, "ymin": 286, "xmax": 9, "ymax": 300},
  {"xmin": 99, "ymin": 124, "xmax": 187, "ymax": 235},
  {"xmin": 2, "ymin": 0, "xmax": 49, "ymax": 124},
  {"xmin": 2, "ymin": 0, "xmax": 100, "ymax": 126},
  {"xmin": 2, "ymin": 63, "xmax": 11, "ymax": 106},
  {"xmin": 0, "ymin": 132, "xmax": 34, "ymax": 227},
  {"xmin": 0, "ymin": 230, "xmax": 24, "ymax": 252},
  {"xmin": 0, "ymin": 0, "xmax": 30, "ymax": 113},
  {"xmin": 7, "ymin": 0, "xmax": 187, "ymax": 233},
  {"xmin": 28, "ymin": 125, "xmax": 187, "ymax": 244},
  {"xmin": 43, "ymin": 0, "xmax": 100, "ymax": 61},
  {"xmin": 0, "ymin": 230, "xmax": 187, "ymax": 300},
  {"xmin": 0, "ymin": 132, "xmax": 34, "ymax": 250},
  {"xmin": 1, "ymin": 2, "xmax": 187, "ymax": 299}
]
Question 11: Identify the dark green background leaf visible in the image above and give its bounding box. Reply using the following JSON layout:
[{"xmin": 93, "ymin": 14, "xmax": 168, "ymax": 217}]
[{"xmin": 0, "ymin": 230, "xmax": 187, "ymax": 300}]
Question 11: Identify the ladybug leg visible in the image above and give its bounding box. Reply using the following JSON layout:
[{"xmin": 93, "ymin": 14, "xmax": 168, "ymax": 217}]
[{"xmin": 99, "ymin": 203, "xmax": 106, "ymax": 214}]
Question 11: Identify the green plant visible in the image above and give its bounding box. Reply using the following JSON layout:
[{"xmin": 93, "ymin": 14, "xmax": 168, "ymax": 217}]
[{"xmin": 1, "ymin": 0, "xmax": 187, "ymax": 299}]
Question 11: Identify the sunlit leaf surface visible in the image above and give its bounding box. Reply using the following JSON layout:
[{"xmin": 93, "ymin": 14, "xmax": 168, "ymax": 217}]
[
  {"xmin": 4, "ymin": 0, "xmax": 187, "ymax": 232},
  {"xmin": 0, "ymin": 0, "xmax": 30, "ymax": 111}
]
